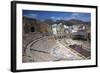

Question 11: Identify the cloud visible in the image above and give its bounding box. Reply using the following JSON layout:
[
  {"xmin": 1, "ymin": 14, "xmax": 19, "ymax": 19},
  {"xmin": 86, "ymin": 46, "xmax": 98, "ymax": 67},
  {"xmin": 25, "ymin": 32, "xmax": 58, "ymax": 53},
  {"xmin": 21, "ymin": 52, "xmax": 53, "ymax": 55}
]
[
  {"xmin": 66, "ymin": 16, "xmax": 76, "ymax": 20},
  {"xmin": 28, "ymin": 14, "xmax": 37, "ymax": 17},
  {"xmin": 24, "ymin": 14, "xmax": 37, "ymax": 18},
  {"xmin": 51, "ymin": 16, "xmax": 55, "ymax": 19},
  {"xmin": 68, "ymin": 16, "xmax": 76, "ymax": 19},
  {"xmin": 72, "ymin": 13, "xmax": 80, "ymax": 16},
  {"xmin": 51, "ymin": 16, "xmax": 63, "ymax": 20},
  {"xmin": 66, "ymin": 13, "xmax": 80, "ymax": 20},
  {"xmin": 57, "ymin": 17, "xmax": 63, "ymax": 20}
]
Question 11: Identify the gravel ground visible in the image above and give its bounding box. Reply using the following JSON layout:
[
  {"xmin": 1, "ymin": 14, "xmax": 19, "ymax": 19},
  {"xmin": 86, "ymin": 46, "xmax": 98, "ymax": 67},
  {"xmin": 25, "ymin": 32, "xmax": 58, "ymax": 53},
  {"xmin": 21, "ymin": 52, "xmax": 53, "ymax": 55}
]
[{"xmin": 22, "ymin": 34, "xmax": 85, "ymax": 63}]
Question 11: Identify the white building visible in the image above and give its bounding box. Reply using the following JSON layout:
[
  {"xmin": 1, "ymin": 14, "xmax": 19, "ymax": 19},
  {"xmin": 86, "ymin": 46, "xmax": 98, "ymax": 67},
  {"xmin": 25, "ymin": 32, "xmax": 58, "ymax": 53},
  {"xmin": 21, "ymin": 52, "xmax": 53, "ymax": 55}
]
[{"xmin": 52, "ymin": 23, "xmax": 66, "ymax": 39}]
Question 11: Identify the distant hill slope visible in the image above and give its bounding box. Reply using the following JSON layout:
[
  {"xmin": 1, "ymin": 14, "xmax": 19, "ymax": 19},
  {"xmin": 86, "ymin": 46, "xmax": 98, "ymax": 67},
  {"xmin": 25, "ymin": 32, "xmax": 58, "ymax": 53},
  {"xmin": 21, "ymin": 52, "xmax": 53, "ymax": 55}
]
[{"xmin": 23, "ymin": 16, "xmax": 90, "ymax": 26}]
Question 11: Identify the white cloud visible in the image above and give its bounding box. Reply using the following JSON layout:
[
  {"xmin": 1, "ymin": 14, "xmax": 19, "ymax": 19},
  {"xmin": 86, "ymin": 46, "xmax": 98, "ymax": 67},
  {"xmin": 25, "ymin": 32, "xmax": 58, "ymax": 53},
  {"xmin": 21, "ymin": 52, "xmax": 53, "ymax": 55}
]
[
  {"xmin": 51, "ymin": 16, "xmax": 63, "ymax": 20},
  {"xmin": 57, "ymin": 17, "xmax": 62, "ymax": 20},
  {"xmin": 66, "ymin": 13, "xmax": 80, "ymax": 20},
  {"xmin": 72, "ymin": 13, "xmax": 80, "ymax": 16},
  {"xmin": 24, "ymin": 14, "xmax": 37, "ymax": 18},
  {"xmin": 51, "ymin": 16, "xmax": 55, "ymax": 19},
  {"xmin": 28, "ymin": 14, "xmax": 37, "ymax": 17}
]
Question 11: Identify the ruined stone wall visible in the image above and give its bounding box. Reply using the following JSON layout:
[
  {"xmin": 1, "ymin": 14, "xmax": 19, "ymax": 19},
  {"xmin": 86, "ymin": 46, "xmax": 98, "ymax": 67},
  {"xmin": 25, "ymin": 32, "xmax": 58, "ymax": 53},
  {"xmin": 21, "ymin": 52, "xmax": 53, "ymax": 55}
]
[{"xmin": 23, "ymin": 16, "xmax": 51, "ymax": 36}]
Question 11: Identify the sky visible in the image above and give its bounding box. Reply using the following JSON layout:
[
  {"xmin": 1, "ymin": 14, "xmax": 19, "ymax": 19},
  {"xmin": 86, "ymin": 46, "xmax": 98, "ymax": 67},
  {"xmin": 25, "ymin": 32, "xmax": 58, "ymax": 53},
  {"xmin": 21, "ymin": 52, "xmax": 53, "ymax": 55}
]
[{"xmin": 23, "ymin": 10, "xmax": 91, "ymax": 22}]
